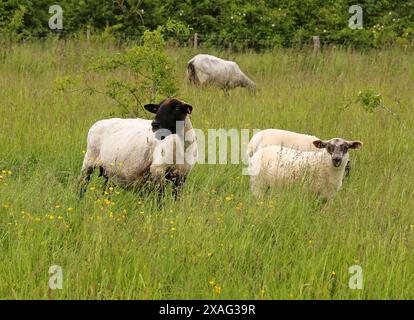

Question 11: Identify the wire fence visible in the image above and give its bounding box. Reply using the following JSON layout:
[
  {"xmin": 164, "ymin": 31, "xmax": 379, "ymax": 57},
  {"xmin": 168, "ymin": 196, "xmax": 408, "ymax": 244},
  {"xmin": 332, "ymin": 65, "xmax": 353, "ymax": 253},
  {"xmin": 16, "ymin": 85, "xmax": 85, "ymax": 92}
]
[{"xmin": 0, "ymin": 29, "xmax": 371, "ymax": 52}]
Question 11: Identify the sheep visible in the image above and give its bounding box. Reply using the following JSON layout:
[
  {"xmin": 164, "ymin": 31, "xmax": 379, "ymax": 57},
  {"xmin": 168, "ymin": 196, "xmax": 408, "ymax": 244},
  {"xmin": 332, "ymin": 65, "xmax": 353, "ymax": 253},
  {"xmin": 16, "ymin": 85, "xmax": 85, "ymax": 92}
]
[
  {"xmin": 248, "ymin": 138, "xmax": 363, "ymax": 198},
  {"xmin": 187, "ymin": 54, "xmax": 255, "ymax": 90},
  {"xmin": 79, "ymin": 98, "xmax": 197, "ymax": 200},
  {"xmin": 247, "ymin": 128, "xmax": 352, "ymax": 177},
  {"xmin": 247, "ymin": 129, "xmax": 320, "ymax": 158}
]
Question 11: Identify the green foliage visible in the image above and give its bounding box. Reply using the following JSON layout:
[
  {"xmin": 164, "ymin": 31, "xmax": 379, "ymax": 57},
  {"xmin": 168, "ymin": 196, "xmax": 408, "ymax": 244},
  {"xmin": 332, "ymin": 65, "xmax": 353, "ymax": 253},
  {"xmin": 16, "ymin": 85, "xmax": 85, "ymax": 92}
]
[
  {"xmin": 0, "ymin": 4, "xmax": 26, "ymax": 41},
  {"xmin": 355, "ymin": 90, "xmax": 382, "ymax": 113},
  {"xmin": 54, "ymin": 75, "xmax": 81, "ymax": 92},
  {"xmin": 60, "ymin": 22, "xmax": 187, "ymax": 117},
  {"xmin": 1, "ymin": 1, "xmax": 414, "ymax": 49}
]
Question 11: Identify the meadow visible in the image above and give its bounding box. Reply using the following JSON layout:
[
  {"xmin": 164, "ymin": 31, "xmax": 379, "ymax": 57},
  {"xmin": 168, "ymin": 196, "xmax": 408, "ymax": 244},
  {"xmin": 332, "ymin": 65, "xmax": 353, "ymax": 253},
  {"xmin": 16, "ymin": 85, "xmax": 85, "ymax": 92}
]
[{"xmin": 0, "ymin": 40, "xmax": 413, "ymax": 299}]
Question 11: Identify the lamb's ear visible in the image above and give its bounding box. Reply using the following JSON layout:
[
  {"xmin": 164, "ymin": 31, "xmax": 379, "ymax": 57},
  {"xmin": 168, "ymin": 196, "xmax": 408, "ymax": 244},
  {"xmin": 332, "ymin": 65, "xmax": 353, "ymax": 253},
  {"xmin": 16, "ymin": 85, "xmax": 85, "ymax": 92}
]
[
  {"xmin": 144, "ymin": 104, "xmax": 159, "ymax": 114},
  {"xmin": 348, "ymin": 141, "xmax": 363, "ymax": 149},
  {"xmin": 313, "ymin": 140, "xmax": 327, "ymax": 149},
  {"xmin": 184, "ymin": 104, "xmax": 193, "ymax": 114}
]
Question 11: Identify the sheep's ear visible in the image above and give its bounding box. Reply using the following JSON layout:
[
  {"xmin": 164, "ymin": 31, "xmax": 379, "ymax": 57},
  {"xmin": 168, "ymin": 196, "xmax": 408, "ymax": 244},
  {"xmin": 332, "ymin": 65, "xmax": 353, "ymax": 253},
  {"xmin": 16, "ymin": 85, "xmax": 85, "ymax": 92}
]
[
  {"xmin": 348, "ymin": 141, "xmax": 363, "ymax": 149},
  {"xmin": 184, "ymin": 104, "xmax": 193, "ymax": 114},
  {"xmin": 313, "ymin": 140, "xmax": 327, "ymax": 149},
  {"xmin": 144, "ymin": 104, "xmax": 159, "ymax": 114}
]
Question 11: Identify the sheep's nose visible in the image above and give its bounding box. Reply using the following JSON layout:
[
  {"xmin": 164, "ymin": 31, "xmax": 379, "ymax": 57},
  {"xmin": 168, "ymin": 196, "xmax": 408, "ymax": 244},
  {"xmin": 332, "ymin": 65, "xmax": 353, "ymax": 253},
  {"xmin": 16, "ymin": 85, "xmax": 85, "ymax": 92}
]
[
  {"xmin": 151, "ymin": 121, "xmax": 160, "ymax": 132},
  {"xmin": 332, "ymin": 157, "xmax": 342, "ymax": 167}
]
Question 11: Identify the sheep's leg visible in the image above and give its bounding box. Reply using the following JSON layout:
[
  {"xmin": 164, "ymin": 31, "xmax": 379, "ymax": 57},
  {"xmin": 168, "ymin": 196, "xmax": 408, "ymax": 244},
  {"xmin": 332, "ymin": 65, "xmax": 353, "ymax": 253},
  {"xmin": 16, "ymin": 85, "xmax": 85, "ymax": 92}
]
[
  {"xmin": 79, "ymin": 166, "xmax": 94, "ymax": 199},
  {"xmin": 222, "ymin": 84, "xmax": 230, "ymax": 96},
  {"xmin": 344, "ymin": 160, "xmax": 351, "ymax": 178},
  {"xmin": 250, "ymin": 177, "xmax": 267, "ymax": 198},
  {"xmin": 156, "ymin": 180, "xmax": 166, "ymax": 207},
  {"xmin": 172, "ymin": 175, "xmax": 186, "ymax": 201},
  {"xmin": 98, "ymin": 166, "xmax": 109, "ymax": 194}
]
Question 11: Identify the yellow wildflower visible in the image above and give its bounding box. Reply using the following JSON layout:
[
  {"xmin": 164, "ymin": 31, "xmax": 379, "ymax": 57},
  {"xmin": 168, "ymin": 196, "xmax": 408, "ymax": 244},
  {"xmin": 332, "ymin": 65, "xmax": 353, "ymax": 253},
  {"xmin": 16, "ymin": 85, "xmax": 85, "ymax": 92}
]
[
  {"xmin": 214, "ymin": 286, "xmax": 221, "ymax": 295},
  {"xmin": 260, "ymin": 289, "xmax": 265, "ymax": 297},
  {"xmin": 67, "ymin": 207, "xmax": 74, "ymax": 212}
]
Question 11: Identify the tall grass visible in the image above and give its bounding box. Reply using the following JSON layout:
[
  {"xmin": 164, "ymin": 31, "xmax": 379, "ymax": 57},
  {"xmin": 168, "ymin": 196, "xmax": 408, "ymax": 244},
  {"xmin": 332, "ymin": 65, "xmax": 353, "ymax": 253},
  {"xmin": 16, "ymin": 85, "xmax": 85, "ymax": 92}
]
[{"xmin": 0, "ymin": 41, "xmax": 413, "ymax": 299}]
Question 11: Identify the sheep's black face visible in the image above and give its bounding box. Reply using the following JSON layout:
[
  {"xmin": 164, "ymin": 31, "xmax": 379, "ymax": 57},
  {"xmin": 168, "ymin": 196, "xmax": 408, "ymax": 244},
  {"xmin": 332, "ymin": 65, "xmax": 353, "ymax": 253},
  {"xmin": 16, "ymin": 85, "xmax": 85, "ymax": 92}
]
[
  {"xmin": 144, "ymin": 99, "xmax": 193, "ymax": 140},
  {"xmin": 313, "ymin": 138, "xmax": 363, "ymax": 168}
]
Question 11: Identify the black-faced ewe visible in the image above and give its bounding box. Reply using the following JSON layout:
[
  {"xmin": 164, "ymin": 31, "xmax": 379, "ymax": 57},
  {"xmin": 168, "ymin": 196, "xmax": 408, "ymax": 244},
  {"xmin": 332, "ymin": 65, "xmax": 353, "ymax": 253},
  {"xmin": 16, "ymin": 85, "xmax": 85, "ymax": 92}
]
[
  {"xmin": 248, "ymin": 138, "xmax": 363, "ymax": 198},
  {"xmin": 187, "ymin": 54, "xmax": 256, "ymax": 90},
  {"xmin": 79, "ymin": 98, "xmax": 198, "ymax": 200}
]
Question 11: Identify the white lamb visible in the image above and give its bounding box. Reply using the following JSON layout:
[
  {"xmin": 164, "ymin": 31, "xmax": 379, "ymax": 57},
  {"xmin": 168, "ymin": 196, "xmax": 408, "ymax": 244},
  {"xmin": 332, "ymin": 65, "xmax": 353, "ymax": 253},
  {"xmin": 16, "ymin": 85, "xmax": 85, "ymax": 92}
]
[
  {"xmin": 187, "ymin": 54, "xmax": 255, "ymax": 90},
  {"xmin": 248, "ymin": 138, "xmax": 363, "ymax": 198},
  {"xmin": 247, "ymin": 128, "xmax": 320, "ymax": 158},
  {"xmin": 79, "ymin": 99, "xmax": 197, "ymax": 200},
  {"xmin": 247, "ymin": 128, "xmax": 353, "ymax": 177}
]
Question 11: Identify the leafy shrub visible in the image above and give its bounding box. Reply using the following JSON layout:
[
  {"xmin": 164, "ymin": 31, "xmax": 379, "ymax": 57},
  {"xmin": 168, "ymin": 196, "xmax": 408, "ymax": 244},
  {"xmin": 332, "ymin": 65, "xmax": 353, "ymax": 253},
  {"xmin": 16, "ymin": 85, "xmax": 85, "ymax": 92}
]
[{"xmin": 2, "ymin": 0, "xmax": 414, "ymax": 50}]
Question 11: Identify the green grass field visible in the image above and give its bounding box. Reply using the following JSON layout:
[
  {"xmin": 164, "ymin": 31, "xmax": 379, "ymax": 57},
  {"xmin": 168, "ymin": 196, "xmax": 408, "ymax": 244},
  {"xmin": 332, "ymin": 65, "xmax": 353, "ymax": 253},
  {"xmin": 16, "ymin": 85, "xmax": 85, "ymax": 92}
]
[{"xmin": 0, "ymin": 41, "xmax": 413, "ymax": 299}]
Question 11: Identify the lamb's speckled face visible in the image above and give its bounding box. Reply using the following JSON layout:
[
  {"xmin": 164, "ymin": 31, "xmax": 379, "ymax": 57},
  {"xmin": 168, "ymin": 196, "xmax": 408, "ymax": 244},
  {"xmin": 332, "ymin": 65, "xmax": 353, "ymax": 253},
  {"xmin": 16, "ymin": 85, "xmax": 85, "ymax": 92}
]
[
  {"xmin": 144, "ymin": 99, "xmax": 193, "ymax": 140},
  {"xmin": 313, "ymin": 138, "xmax": 363, "ymax": 167}
]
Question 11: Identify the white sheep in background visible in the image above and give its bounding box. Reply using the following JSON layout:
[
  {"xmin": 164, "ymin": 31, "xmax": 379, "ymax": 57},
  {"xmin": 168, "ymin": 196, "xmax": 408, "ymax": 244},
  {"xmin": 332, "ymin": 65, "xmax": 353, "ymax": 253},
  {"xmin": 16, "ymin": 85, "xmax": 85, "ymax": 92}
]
[
  {"xmin": 248, "ymin": 138, "xmax": 363, "ymax": 198},
  {"xmin": 79, "ymin": 98, "xmax": 197, "ymax": 200},
  {"xmin": 187, "ymin": 54, "xmax": 256, "ymax": 90}
]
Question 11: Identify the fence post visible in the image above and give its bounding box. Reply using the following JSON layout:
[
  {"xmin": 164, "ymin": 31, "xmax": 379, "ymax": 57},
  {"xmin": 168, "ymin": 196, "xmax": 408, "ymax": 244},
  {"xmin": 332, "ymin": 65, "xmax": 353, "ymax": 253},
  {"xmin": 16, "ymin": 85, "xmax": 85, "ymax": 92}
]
[
  {"xmin": 86, "ymin": 28, "xmax": 90, "ymax": 43},
  {"xmin": 194, "ymin": 33, "xmax": 198, "ymax": 50},
  {"xmin": 313, "ymin": 36, "xmax": 320, "ymax": 54}
]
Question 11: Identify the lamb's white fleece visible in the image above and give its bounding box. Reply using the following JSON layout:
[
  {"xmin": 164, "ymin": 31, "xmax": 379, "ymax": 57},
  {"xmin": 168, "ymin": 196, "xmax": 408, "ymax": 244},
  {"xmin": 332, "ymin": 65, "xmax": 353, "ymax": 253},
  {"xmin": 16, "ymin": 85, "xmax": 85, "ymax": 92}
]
[
  {"xmin": 247, "ymin": 129, "xmax": 320, "ymax": 158},
  {"xmin": 187, "ymin": 54, "xmax": 255, "ymax": 89},
  {"xmin": 81, "ymin": 117, "xmax": 197, "ymax": 188},
  {"xmin": 248, "ymin": 145, "xmax": 349, "ymax": 198}
]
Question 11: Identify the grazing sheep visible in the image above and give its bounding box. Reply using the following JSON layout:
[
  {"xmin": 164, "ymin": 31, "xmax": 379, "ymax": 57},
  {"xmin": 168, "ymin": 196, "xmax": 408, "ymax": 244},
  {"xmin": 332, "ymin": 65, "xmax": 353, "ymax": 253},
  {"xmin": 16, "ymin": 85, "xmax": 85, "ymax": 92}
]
[
  {"xmin": 247, "ymin": 128, "xmax": 352, "ymax": 177},
  {"xmin": 248, "ymin": 138, "xmax": 363, "ymax": 198},
  {"xmin": 79, "ymin": 98, "xmax": 197, "ymax": 200},
  {"xmin": 187, "ymin": 54, "xmax": 255, "ymax": 90}
]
